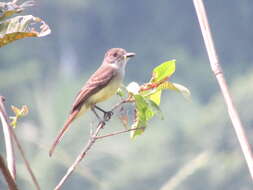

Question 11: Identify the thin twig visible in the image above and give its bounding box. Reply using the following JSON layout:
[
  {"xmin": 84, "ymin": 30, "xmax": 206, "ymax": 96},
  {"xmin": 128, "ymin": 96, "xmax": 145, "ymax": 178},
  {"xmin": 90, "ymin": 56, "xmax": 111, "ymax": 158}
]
[
  {"xmin": 0, "ymin": 96, "xmax": 41, "ymax": 190},
  {"xmin": 193, "ymin": 0, "xmax": 253, "ymax": 180},
  {"xmin": 0, "ymin": 154, "xmax": 19, "ymax": 190},
  {"xmin": 54, "ymin": 98, "xmax": 136, "ymax": 190},
  {"xmin": 0, "ymin": 96, "xmax": 16, "ymax": 180},
  {"xmin": 54, "ymin": 121, "xmax": 105, "ymax": 190},
  {"xmin": 95, "ymin": 127, "xmax": 145, "ymax": 140},
  {"xmin": 111, "ymin": 98, "xmax": 132, "ymax": 112},
  {"xmin": 11, "ymin": 131, "xmax": 41, "ymax": 190}
]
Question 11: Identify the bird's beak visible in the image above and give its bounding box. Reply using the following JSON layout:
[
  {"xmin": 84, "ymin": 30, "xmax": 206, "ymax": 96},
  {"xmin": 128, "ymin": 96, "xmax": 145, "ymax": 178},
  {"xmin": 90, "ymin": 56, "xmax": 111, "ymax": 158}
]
[{"xmin": 125, "ymin": 52, "xmax": 136, "ymax": 58}]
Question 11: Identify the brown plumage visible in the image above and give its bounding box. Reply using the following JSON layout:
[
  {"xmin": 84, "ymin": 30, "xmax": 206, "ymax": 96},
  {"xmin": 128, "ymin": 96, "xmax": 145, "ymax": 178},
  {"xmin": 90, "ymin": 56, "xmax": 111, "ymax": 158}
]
[{"xmin": 49, "ymin": 48, "xmax": 135, "ymax": 156}]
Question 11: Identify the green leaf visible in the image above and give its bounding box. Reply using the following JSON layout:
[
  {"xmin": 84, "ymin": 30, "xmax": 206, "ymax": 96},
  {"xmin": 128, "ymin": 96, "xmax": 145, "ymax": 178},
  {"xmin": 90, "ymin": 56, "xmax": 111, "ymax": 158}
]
[
  {"xmin": 116, "ymin": 88, "xmax": 125, "ymax": 97},
  {"xmin": 146, "ymin": 99, "xmax": 164, "ymax": 120},
  {"xmin": 152, "ymin": 59, "xmax": 176, "ymax": 83},
  {"xmin": 0, "ymin": 15, "xmax": 51, "ymax": 47},
  {"xmin": 130, "ymin": 95, "xmax": 150, "ymax": 138},
  {"xmin": 131, "ymin": 95, "xmax": 163, "ymax": 138},
  {"xmin": 148, "ymin": 90, "xmax": 162, "ymax": 105},
  {"xmin": 131, "ymin": 122, "xmax": 145, "ymax": 138}
]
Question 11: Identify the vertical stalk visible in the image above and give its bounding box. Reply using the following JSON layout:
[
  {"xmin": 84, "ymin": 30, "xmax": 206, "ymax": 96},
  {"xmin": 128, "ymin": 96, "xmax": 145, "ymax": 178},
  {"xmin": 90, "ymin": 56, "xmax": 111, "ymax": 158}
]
[
  {"xmin": 0, "ymin": 155, "xmax": 18, "ymax": 190},
  {"xmin": 193, "ymin": 0, "xmax": 253, "ymax": 179},
  {"xmin": 0, "ymin": 96, "xmax": 16, "ymax": 180}
]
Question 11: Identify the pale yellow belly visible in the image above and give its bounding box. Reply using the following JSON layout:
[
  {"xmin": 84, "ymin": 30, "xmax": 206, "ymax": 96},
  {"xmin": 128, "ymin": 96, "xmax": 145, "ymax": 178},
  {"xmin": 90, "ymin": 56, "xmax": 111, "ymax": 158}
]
[{"xmin": 88, "ymin": 76, "xmax": 122, "ymax": 104}]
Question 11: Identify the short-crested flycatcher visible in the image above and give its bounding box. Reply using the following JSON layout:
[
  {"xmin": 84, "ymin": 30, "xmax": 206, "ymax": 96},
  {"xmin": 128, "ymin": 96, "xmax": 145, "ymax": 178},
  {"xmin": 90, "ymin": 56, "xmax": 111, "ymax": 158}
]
[{"xmin": 49, "ymin": 48, "xmax": 135, "ymax": 156}]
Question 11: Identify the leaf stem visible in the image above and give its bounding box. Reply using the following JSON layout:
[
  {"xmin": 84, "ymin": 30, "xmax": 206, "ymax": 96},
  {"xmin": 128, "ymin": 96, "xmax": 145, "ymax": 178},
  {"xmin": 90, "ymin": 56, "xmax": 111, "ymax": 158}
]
[{"xmin": 95, "ymin": 127, "xmax": 145, "ymax": 140}]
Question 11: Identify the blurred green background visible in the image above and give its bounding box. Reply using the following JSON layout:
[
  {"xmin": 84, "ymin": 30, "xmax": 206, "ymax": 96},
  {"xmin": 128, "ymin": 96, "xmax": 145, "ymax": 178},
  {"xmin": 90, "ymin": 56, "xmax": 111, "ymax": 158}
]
[{"xmin": 1, "ymin": 0, "xmax": 253, "ymax": 189}]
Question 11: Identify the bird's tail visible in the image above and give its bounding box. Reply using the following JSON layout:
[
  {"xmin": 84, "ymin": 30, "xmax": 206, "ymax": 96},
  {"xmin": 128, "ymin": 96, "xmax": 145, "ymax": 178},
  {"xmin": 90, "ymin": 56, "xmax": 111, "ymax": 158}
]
[{"xmin": 49, "ymin": 110, "xmax": 79, "ymax": 157}]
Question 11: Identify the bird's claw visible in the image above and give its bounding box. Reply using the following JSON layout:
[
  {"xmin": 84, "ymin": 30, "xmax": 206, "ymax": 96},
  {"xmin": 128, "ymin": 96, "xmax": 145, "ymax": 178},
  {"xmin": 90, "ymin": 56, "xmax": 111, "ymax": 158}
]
[{"xmin": 104, "ymin": 111, "xmax": 113, "ymax": 121}]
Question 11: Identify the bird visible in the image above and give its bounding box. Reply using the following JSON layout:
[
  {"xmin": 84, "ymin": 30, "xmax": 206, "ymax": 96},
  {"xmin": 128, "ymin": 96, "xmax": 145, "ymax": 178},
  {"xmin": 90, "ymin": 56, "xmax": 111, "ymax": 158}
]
[{"xmin": 49, "ymin": 48, "xmax": 135, "ymax": 156}]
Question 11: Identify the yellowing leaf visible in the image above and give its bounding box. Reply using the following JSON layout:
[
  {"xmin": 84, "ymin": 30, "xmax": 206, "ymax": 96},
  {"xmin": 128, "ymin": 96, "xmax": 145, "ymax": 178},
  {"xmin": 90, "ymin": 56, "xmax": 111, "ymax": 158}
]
[
  {"xmin": 10, "ymin": 116, "xmax": 17, "ymax": 128},
  {"xmin": 149, "ymin": 90, "xmax": 162, "ymax": 105},
  {"xmin": 152, "ymin": 59, "xmax": 176, "ymax": 83},
  {"xmin": 0, "ymin": 15, "xmax": 51, "ymax": 47},
  {"xmin": 145, "ymin": 81, "xmax": 190, "ymax": 108},
  {"xmin": 172, "ymin": 83, "xmax": 191, "ymax": 99},
  {"xmin": 155, "ymin": 81, "xmax": 191, "ymax": 99},
  {"xmin": 0, "ymin": 0, "xmax": 35, "ymax": 21},
  {"xmin": 157, "ymin": 81, "xmax": 177, "ymax": 91},
  {"xmin": 20, "ymin": 105, "xmax": 29, "ymax": 116},
  {"xmin": 11, "ymin": 105, "xmax": 20, "ymax": 116},
  {"xmin": 10, "ymin": 105, "xmax": 29, "ymax": 128}
]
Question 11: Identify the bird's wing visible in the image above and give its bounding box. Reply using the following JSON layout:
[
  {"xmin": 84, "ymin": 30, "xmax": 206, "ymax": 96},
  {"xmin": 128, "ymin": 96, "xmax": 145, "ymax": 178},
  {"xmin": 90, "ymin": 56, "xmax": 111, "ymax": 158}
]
[
  {"xmin": 49, "ymin": 65, "xmax": 117, "ymax": 157},
  {"xmin": 71, "ymin": 65, "xmax": 117, "ymax": 112}
]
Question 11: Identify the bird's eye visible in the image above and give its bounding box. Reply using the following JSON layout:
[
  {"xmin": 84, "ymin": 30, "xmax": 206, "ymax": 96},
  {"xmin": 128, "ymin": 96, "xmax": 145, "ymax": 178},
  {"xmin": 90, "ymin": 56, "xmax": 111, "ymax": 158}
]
[{"xmin": 113, "ymin": 52, "xmax": 118, "ymax": 57}]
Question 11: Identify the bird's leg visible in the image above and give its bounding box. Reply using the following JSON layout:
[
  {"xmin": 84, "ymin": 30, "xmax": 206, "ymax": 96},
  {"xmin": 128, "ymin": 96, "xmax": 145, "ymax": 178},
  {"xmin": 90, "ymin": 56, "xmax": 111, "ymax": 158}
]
[
  {"xmin": 94, "ymin": 105, "xmax": 106, "ymax": 114},
  {"xmin": 94, "ymin": 105, "xmax": 113, "ymax": 121},
  {"xmin": 91, "ymin": 106, "xmax": 104, "ymax": 125}
]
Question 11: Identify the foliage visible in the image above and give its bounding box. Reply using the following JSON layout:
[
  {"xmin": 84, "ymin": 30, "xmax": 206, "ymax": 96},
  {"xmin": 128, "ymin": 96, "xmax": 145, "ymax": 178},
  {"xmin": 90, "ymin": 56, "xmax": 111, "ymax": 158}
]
[
  {"xmin": 1, "ymin": 1, "xmax": 253, "ymax": 190},
  {"xmin": 0, "ymin": 0, "xmax": 34, "ymax": 20},
  {"xmin": 123, "ymin": 60, "xmax": 190, "ymax": 138},
  {"xmin": 0, "ymin": 0, "xmax": 50, "ymax": 48},
  {"xmin": 10, "ymin": 105, "xmax": 28, "ymax": 128}
]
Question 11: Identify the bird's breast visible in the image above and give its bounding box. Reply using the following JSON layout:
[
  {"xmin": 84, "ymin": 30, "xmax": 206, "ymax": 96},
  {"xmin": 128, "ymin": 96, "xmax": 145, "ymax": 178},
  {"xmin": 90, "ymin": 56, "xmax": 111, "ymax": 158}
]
[{"xmin": 88, "ymin": 73, "xmax": 123, "ymax": 104}]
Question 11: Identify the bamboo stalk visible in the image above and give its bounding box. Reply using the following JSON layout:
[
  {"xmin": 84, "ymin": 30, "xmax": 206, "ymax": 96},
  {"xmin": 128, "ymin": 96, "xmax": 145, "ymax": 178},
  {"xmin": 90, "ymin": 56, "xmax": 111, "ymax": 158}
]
[{"xmin": 193, "ymin": 0, "xmax": 253, "ymax": 180}]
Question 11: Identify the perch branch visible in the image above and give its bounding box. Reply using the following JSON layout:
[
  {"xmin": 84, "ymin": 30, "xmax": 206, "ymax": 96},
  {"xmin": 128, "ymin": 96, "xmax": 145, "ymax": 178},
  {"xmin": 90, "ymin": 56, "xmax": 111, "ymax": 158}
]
[
  {"xmin": 54, "ymin": 121, "xmax": 105, "ymax": 190},
  {"xmin": 54, "ymin": 98, "xmax": 138, "ymax": 190},
  {"xmin": 193, "ymin": 0, "xmax": 253, "ymax": 179}
]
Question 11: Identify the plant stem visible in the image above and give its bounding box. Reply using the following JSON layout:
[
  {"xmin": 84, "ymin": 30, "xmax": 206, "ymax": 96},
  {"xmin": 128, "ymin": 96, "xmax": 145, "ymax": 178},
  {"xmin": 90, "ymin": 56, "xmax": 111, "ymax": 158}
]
[
  {"xmin": 11, "ymin": 130, "xmax": 41, "ymax": 190},
  {"xmin": 54, "ymin": 98, "xmax": 136, "ymax": 190},
  {"xmin": 0, "ymin": 154, "xmax": 18, "ymax": 190},
  {"xmin": 95, "ymin": 127, "xmax": 145, "ymax": 140},
  {"xmin": 193, "ymin": 0, "xmax": 253, "ymax": 180},
  {"xmin": 54, "ymin": 121, "xmax": 105, "ymax": 190},
  {"xmin": 0, "ymin": 96, "xmax": 41, "ymax": 190},
  {"xmin": 0, "ymin": 96, "xmax": 16, "ymax": 180}
]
